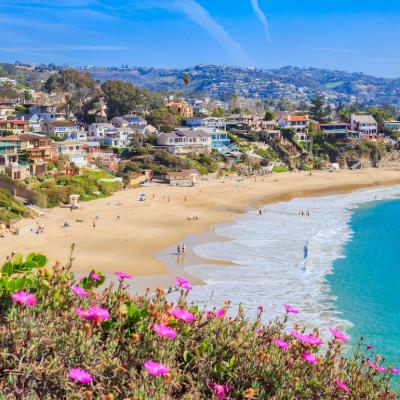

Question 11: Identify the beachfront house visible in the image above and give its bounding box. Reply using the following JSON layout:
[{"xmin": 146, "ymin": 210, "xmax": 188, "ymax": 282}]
[
  {"xmin": 52, "ymin": 141, "xmax": 87, "ymax": 167},
  {"xmin": 0, "ymin": 142, "xmax": 30, "ymax": 180},
  {"xmin": 156, "ymin": 130, "xmax": 212, "ymax": 155},
  {"xmin": 350, "ymin": 114, "xmax": 378, "ymax": 135},
  {"xmin": 165, "ymin": 169, "xmax": 200, "ymax": 187},
  {"xmin": 277, "ymin": 115, "xmax": 310, "ymax": 141}
]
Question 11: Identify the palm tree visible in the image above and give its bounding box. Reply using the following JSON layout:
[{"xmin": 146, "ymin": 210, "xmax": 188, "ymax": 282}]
[{"xmin": 183, "ymin": 73, "xmax": 191, "ymax": 99}]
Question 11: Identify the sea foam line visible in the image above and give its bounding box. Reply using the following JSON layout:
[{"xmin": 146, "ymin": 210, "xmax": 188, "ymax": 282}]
[{"xmin": 185, "ymin": 185, "xmax": 400, "ymax": 336}]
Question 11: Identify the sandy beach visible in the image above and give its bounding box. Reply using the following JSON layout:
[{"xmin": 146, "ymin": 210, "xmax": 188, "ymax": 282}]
[{"xmin": 1, "ymin": 167, "xmax": 400, "ymax": 286}]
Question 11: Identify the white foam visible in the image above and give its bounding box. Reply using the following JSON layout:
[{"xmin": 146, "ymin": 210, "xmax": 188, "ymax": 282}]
[{"xmin": 185, "ymin": 185, "xmax": 400, "ymax": 334}]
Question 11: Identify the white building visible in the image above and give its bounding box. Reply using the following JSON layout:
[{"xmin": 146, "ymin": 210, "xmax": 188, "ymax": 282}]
[
  {"xmin": 351, "ymin": 114, "xmax": 378, "ymax": 135},
  {"xmin": 156, "ymin": 130, "xmax": 212, "ymax": 155}
]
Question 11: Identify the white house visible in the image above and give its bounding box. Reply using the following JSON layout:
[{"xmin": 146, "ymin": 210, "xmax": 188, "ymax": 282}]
[
  {"xmin": 52, "ymin": 141, "xmax": 87, "ymax": 167},
  {"xmin": 351, "ymin": 114, "xmax": 378, "ymax": 135},
  {"xmin": 88, "ymin": 123, "xmax": 114, "ymax": 139},
  {"xmin": 103, "ymin": 128, "xmax": 131, "ymax": 148},
  {"xmin": 156, "ymin": 130, "xmax": 212, "ymax": 155}
]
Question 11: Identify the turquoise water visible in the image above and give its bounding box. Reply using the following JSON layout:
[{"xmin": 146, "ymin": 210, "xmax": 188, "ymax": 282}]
[{"xmin": 329, "ymin": 199, "xmax": 400, "ymax": 370}]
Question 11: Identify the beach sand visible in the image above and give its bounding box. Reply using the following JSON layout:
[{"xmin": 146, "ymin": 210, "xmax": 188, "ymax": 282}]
[{"xmin": 1, "ymin": 167, "xmax": 400, "ymax": 287}]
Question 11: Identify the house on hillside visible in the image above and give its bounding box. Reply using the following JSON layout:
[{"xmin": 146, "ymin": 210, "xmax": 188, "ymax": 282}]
[
  {"xmin": 0, "ymin": 142, "xmax": 30, "ymax": 180},
  {"xmin": 122, "ymin": 115, "xmax": 147, "ymax": 126},
  {"xmin": 350, "ymin": 114, "xmax": 378, "ymax": 135},
  {"xmin": 15, "ymin": 114, "xmax": 43, "ymax": 133},
  {"xmin": 185, "ymin": 117, "xmax": 226, "ymax": 130},
  {"xmin": 0, "ymin": 120, "xmax": 30, "ymax": 135},
  {"xmin": 41, "ymin": 120, "xmax": 80, "ymax": 139},
  {"xmin": 52, "ymin": 141, "xmax": 87, "ymax": 167},
  {"xmin": 385, "ymin": 121, "xmax": 400, "ymax": 132},
  {"xmin": 111, "ymin": 117, "xmax": 129, "ymax": 128},
  {"xmin": 277, "ymin": 115, "xmax": 310, "ymax": 141},
  {"xmin": 0, "ymin": 105, "xmax": 15, "ymax": 120},
  {"xmin": 156, "ymin": 130, "xmax": 212, "ymax": 155},
  {"xmin": 165, "ymin": 101, "xmax": 193, "ymax": 118}
]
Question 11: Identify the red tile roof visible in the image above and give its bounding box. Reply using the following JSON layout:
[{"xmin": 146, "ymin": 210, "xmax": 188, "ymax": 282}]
[
  {"xmin": 0, "ymin": 120, "xmax": 29, "ymax": 125},
  {"xmin": 282, "ymin": 115, "xmax": 309, "ymax": 122}
]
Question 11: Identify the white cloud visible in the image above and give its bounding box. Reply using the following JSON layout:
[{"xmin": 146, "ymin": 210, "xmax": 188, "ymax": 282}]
[{"xmin": 250, "ymin": 0, "xmax": 272, "ymax": 44}]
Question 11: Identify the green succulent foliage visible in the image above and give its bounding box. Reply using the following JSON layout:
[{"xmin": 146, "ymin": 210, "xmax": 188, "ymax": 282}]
[
  {"xmin": 0, "ymin": 252, "xmax": 48, "ymax": 295},
  {"xmin": 79, "ymin": 271, "xmax": 106, "ymax": 290}
]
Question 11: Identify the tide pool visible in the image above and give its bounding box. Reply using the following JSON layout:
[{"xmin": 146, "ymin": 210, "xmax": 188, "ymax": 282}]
[{"xmin": 329, "ymin": 199, "xmax": 400, "ymax": 369}]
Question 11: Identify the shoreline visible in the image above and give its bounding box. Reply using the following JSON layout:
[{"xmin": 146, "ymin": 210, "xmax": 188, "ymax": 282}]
[{"xmin": 1, "ymin": 167, "xmax": 400, "ymax": 289}]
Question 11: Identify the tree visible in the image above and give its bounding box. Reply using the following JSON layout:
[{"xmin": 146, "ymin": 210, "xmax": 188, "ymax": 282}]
[
  {"xmin": 263, "ymin": 110, "xmax": 276, "ymax": 121},
  {"xmin": 146, "ymin": 109, "xmax": 179, "ymax": 132},
  {"xmin": 183, "ymin": 73, "xmax": 191, "ymax": 99},
  {"xmin": 211, "ymin": 106, "xmax": 224, "ymax": 118},
  {"xmin": 365, "ymin": 107, "xmax": 394, "ymax": 132},
  {"xmin": 309, "ymin": 95, "xmax": 329, "ymax": 123},
  {"xmin": 44, "ymin": 69, "xmax": 97, "ymax": 115}
]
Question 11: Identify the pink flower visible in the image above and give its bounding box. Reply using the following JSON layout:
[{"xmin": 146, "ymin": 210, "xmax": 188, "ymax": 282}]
[
  {"xmin": 391, "ymin": 368, "xmax": 400, "ymax": 375},
  {"xmin": 284, "ymin": 304, "xmax": 299, "ymax": 314},
  {"xmin": 89, "ymin": 272, "xmax": 101, "ymax": 281},
  {"xmin": 115, "ymin": 271, "xmax": 132, "ymax": 280},
  {"xmin": 207, "ymin": 382, "xmax": 233, "ymax": 400},
  {"xmin": 290, "ymin": 330, "xmax": 323, "ymax": 346},
  {"xmin": 11, "ymin": 291, "xmax": 37, "ymax": 307},
  {"xmin": 175, "ymin": 276, "xmax": 192, "ymax": 291},
  {"xmin": 76, "ymin": 306, "xmax": 110, "ymax": 322},
  {"xmin": 68, "ymin": 368, "xmax": 92, "ymax": 384},
  {"xmin": 368, "ymin": 361, "xmax": 385, "ymax": 373},
  {"xmin": 302, "ymin": 352, "xmax": 317, "ymax": 364},
  {"xmin": 171, "ymin": 307, "xmax": 196, "ymax": 323},
  {"xmin": 153, "ymin": 324, "xmax": 177, "ymax": 339},
  {"xmin": 71, "ymin": 284, "xmax": 88, "ymax": 298},
  {"xmin": 335, "ymin": 379, "xmax": 350, "ymax": 393},
  {"xmin": 215, "ymin": 308, "xmax": 225, "ymax": 318},
  {"xmin": 367, "ymin": 345, "xmax": 373, "ymax": 350},
  {"xmin": 274, "ymin": 338, "xmax": 289, "ymax": 350},
  {"xmin": 144, "ymin": 360, "xmax": 169, "ymax": 376},
  {"xmin": 329, "ymin": 327, "xmax": 348, "ymax": 343}
]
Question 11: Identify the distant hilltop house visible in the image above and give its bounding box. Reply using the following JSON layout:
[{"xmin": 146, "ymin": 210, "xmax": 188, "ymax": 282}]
[
  {"xmin": 0, "ymin": 77, "xmax": 17, "ymax": 86},
  {"xmin": 156, "ymin": 130, "xmax": 212, "ymax": 155},
  {"xmin": 0, "ymin": 105, "xmax": 16, "ymax": 121},
  {"xmin": 350, "ymin": 114, "xmax": 378, "ymax": 135},
  {"xmin": 165, "ymin": 100, "xmax": 193, "ymax": 118},
  {"xmin": 0, "ymin": 120, "xmax": 30, "ymax": 135},
  {"xmin": 277, "ymin": 115, "xmax": 310, "ymax": 141},
  {"xmin": 122, "ymin": 115, "xmax": 147, "ymax": 126},
  {"xmin": 111, "ymin": 117, "xmax": 129, "ymax": 128}
]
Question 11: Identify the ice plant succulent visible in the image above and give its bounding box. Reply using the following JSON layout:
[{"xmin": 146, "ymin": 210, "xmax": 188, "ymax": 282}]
[
  {"xmin": 290, "ymin": 330, "xmax": 323, "ymax": 346},
  {"xmin": 207, "ymin": 382, "xmax": 234, "ymax": 400},
  {"xmin": 284, "ymin": 304, "xmax": 298, "ymax": 314},
  {"xmin": 68, "ymin": 368, "xmax": 92, "ymax": 384},
  {"xmin": 302, "ymin": 352, "xmax": 317, "ymax": 364},
  {"xmin": 71, "ymin": 284, "xmax": 88, "ymax": 298},
  {"xmin": 76, "ymin": 306, "xmax": 110, "ymax": 322},
  {"xmin": 171, "ymin": 307, "xmax": 196, "ymax": 323},
  {"xmin": 175, "ymin": 276, "xmax": 192, "ymax": 291},
  {"xmin": 144, "ymin": 360, "xmax": 169, "ymax": 376},
  {"xmin": 368, "ymin": 361, "xmax": 385, "ymax": 373},
  {"xmin": 335, "ymin": 379, "xmax": 350, "ymax": 393},
  {"xmin": 11, "ymin": 290, "xmax": 37, "ymax": 307},
  {"xmin": 274, "ymin": 338, "xmax": 289, "ymax": 350},
  {"xmin": 153, "ymin": 324, "xmax": 177, "ymax": 339},
  {"xmin": 89, "ymin": 272, "xmax": 101, "ymax": 281},
  {"xmin": 329, "ymin": 327, "xmax": 349, "ymax": 343},
  {"xmin": 115, "ymin": 271, "xmax": 132, "ymax": 280}
]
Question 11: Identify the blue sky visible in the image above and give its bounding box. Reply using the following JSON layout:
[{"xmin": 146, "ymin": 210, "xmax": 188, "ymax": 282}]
[{"xmin": 1, "ymin": 0, "xmax": 400, "ymax": 77}]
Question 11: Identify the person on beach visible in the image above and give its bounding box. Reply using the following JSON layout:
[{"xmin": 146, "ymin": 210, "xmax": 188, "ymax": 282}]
[
  {"xmin": 116, "ymin": 215, "xmax": 120, "ymax": 221},
  {"xmin": 259, "ymin": 210, "xmax": 262, "ymax": 216},
  {"xmin": 92, "ymin": 220, "xmax": 96, "ymax": 229},
  {"xmin": 177, "ymin": 245, "xmax": 181, "ymax": 255},
  {"xmin": 182, "ymin": 244, "xmax": 186, "ymax": 254}
]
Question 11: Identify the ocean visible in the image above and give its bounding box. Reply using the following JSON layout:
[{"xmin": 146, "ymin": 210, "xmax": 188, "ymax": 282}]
[{"xmin": 186, "ymin": 185, "xmax": 400, "ymax": 370}]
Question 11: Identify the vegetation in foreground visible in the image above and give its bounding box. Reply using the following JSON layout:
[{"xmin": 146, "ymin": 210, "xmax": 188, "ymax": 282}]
[{"xmin": 0, "ymin": 251, "xmax": 398, "ymax": 399}]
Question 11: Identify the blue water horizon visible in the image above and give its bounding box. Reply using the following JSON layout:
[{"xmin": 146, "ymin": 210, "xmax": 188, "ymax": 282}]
[{"xmin": 329, "ymin": 198, "xmax": 400, "ymax": 370}]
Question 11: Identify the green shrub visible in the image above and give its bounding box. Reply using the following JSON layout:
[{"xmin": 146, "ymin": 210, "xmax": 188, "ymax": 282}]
[{"xmin": 273, "ymin": 165, "xmax": 289, "ymax": 173}]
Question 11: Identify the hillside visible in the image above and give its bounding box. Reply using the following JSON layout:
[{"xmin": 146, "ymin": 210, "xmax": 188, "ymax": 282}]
[{"xmin": 82, "ymin": 64, "xmax": 400, "ymax": 108}]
